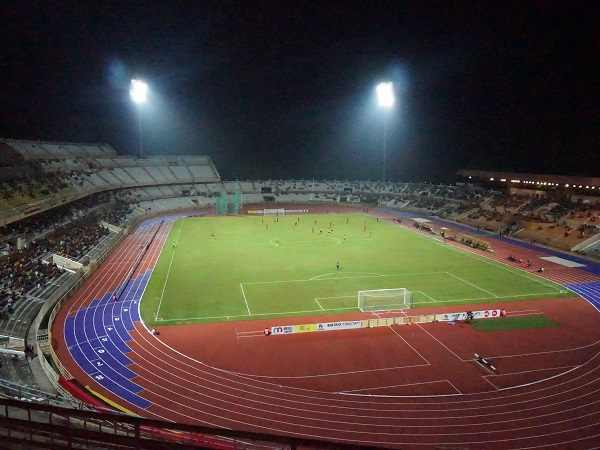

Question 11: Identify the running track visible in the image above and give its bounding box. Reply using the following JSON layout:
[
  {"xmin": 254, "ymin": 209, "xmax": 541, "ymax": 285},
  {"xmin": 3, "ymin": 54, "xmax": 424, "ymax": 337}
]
[{"xmin": 53, "ymin": 212, "xmax": 600, "ymax": 449}]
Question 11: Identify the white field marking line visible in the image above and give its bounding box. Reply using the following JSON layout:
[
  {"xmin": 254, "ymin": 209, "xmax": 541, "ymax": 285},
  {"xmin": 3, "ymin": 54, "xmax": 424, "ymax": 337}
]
[
  {"xmin": 414, "ymin": 290, "xmax": 437, "ymax": 302},
  {"xmin": 244, "ymin": 270, "xmax": 448, "ymax": 285},
  {"xmin": 242, "ymin": 362, "xmax": 432, "ymax": 380},
  {"xmin": 239, "ymin": 283, "xmax": 252, "ymax": 315},
  {"xmin": 339, "ymin": 379, "xmax": 457, "ymax": 394},
  {"xmin": 446, "ymin": 271, "xmax": 498, "ymax": 298},
  {"xmin": 65, "ymin": 228, "xmax": 171, "ymax": 409},
  {"xmin": 62, "ymin": 221, "xmax": 255, "ymax": 423},
  {"xmin": 446, "ymin": 380, "xmax": 462, "ymax": 394},
  {"xmin": 388, "ymin": 324, "xmax": 430, "ymax": 365},
  {"xmin": 485, "ymin": 365, "xmax": 580, "ymax": 379},
  {"xmin": 310, "ymin": 272, "xmax": 385, "ymax": 280},
  {"xmin": 136, "ymin": 303, "xmax": 600, "ymax": 415},
  {"xmin": 139, "ymin": 306, "xmax": 462, "ymax": 398},
  {"xmin": 416, "ymin": 323, "xmax": 464, "ymax": 361},
  {"xmin": 92, "ymin": 282, "xmax": 600, "ymax": 418},
  {"xmin": 154, "ymin": 219, "xmax": 184, "ymax": 321},
  {"xmin": 508, "ymin": 312, "xmax": 544, "ymax": 318},
  {"xmin": 154, "ymin": 306, "xmax": 359, "ymax": 322},
  {"xmin": 479, "ymin": 339, "xmax": 600, "ymax": 360},
  {"xmin": 267, "ymin": 238, "xmax": 343, "ymax": 247},
  {"xmin": 72, "ymin": 216, "xmax": 588, "ymax": 406},
  {"xmin": 236, "ymin": 333, "xmax": 264, "ymax": 340},
  {"xmin": 236, "ymin": 330, "xmax": 264, "ymax": 336},
  {"xmin": 314, "ymin": 298, "xmax": 325, "ymax": 310},
  {"xmin": 423, "ymin": 230, "xmax": 566, "ymax": 291},
  {"xmin": 493, "ymin": 364, "xmax": 583, "ymax": 392},
  {"xmin": 314, "ymin": 295, "xmax": 355, "ymax": 301},
  {"xmin": 482, "ymin": 376, "xmax": 500, "ymax": 390},
  {"xmin": 413, "ymin": 291, "xmax": 567, "ymax": 306},
  {"xmin": 237, "ymin": 334, "xmax": 271, "ymax": 340}
]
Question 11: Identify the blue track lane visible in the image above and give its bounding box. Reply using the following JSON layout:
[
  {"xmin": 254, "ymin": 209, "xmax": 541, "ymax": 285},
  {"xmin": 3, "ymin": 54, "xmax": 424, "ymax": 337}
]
[{"xmin": 64, "ymin": 269, "xmax": 153, "ymax": 409}]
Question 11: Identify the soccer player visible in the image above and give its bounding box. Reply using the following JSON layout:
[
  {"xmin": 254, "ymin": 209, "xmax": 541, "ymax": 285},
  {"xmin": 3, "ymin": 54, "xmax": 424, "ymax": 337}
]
[
  {"xmin": 343, "ymin": 234, "xmax": 346, "ymax": 242},
  {"xmin": 275, "ymin": 238, "xmax": 279, "ymax": 246},
  {"xmin": 336, "ymin": 262, "xmax": 340, "ymax": 270}
]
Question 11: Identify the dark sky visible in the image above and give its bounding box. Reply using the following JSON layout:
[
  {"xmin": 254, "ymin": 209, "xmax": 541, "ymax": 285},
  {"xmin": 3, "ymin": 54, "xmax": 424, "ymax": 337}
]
[{"xmin": 1, "ymin": 1, "xmax": 598, "ymax": 182}]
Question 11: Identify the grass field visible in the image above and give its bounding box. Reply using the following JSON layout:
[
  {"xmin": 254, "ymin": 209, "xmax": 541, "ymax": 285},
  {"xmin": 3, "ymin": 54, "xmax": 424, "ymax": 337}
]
[
  {"xmin": 471, "ymin": 315, "xmax": 560, "ymax": 331},
  {"xmin": 140, "ymin": 213, "xmax": 574, "ymax": 326}
]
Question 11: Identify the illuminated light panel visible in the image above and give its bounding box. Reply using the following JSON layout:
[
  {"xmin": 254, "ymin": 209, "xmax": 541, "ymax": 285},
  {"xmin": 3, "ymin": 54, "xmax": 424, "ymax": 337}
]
[
  {"xmin": 376, "ymin": 82, "xmax": 395, "ymax": 108},
  {"xmin": 130, "ymin": 79, "xmax": 148, "ymax": 104}
]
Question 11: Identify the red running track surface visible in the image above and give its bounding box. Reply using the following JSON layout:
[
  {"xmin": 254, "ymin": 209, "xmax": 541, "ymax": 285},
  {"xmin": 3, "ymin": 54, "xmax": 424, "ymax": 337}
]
[{"xmin": 52, "ymin": 211, "xmax": 600, "ymax": 449}]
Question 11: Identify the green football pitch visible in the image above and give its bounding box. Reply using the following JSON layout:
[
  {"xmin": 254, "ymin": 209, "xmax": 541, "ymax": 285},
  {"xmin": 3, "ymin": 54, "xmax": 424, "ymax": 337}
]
[{"xmin": 140, "ymin": 214, "xmax": 573, "ymax": 326}]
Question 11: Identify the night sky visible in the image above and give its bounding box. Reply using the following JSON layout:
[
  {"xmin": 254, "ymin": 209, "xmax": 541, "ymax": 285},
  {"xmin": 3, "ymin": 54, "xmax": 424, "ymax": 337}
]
[{"xmin": 1, "ymin": 2, "xmax": 598, "ymax": 183}]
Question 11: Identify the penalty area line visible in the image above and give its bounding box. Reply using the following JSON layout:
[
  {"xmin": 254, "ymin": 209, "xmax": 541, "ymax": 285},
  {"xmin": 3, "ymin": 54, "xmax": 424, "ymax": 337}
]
[{"xmin": 240, "ymin": 284, "xmax": 252, "ymax": 315}]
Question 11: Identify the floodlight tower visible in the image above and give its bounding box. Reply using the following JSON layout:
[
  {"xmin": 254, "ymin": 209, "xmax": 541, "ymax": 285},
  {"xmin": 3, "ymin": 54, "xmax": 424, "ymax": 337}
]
[
  {"xmin": 376, "ymin": 81, "xmax": 394, "ymax": 181},
  {"xmin": 130, "ymin": 79, "xmax": 148, "ymax": 158}
]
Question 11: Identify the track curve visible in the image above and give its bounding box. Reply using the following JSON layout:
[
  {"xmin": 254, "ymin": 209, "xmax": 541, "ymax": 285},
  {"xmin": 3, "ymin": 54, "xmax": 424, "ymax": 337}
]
[{"xmin": 52, "ymin": 212, "xmax": 600, "ymax": 449}]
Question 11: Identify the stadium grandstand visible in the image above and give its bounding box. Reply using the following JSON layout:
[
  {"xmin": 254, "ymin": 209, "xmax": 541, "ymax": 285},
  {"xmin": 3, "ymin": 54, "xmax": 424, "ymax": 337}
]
[{"xmin": 1, "ymin": 139, "xmax": 600, "ymax": 449}]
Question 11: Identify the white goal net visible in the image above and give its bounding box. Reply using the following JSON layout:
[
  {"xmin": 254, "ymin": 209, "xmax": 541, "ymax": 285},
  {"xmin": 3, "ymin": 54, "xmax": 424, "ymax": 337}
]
[
  {"xmin": 263, "ymin": 208, "xmax": 285, "ymax": 216},
  {"xmin": 358, "ymin": 288, "xmax": 412, "ymax": 312}
]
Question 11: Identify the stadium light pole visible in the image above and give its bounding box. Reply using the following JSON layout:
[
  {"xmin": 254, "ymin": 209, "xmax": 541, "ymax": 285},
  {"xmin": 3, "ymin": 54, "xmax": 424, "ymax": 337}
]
[
  {"xmin": 130, "ymin": 79, "xmax": 148, "ymax": 158},
  {"xmin": 376, "ymin": 81, "xmax": 394, "ymax": 181}
]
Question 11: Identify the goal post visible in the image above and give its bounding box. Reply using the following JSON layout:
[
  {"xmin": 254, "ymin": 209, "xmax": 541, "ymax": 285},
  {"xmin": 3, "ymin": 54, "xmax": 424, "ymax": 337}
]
[
  {"xmin": 264, "ymin": 208, "xmax": 285, "ymax": 216},
  {"xmin": 358, "ymin": 288, "xmax": 412, "ymax": 312}
]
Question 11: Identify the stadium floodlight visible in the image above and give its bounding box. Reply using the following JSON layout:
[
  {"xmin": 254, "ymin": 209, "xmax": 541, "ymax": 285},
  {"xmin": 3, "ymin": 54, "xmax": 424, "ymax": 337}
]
[
  {"xmin": 130, "ymin": 79, "xmax": 148, "ymax": 158},
  {"xmin": 376, "ymin": 81, "xmax": 394, "ymax": 181},
  {"xmin": 376, "ymin": 81, "xmax": 395, "ymax": 108},
  {"xmin": 130, "ymin": 79, "xmax": 148, "ymax": 104}
]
